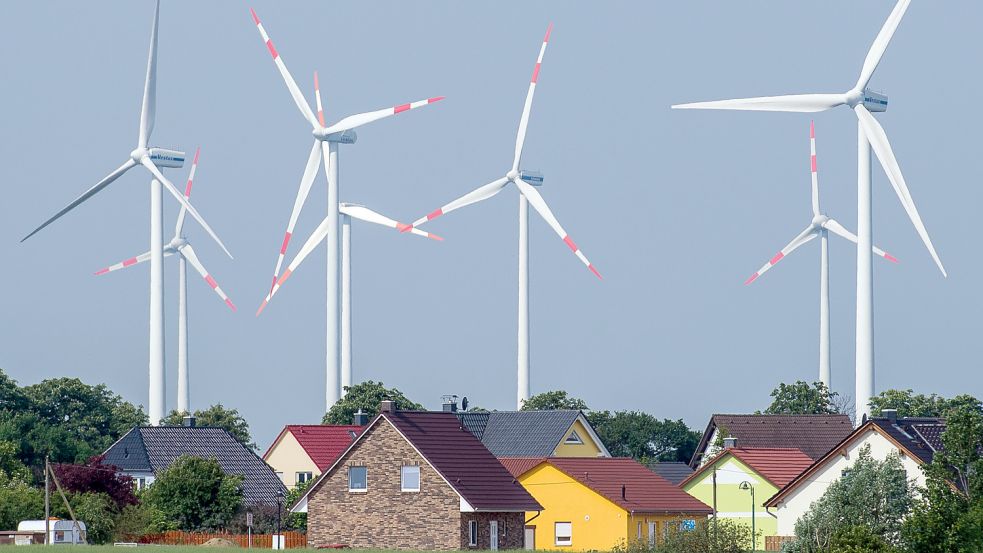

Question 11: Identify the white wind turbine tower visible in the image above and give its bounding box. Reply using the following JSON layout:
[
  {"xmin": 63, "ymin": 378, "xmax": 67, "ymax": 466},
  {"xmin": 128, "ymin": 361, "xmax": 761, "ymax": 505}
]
[
  {"xmin": 249, "ymin": 9, "xmax": 443, "ymax": 410},
  {"xmin": 672, "ymin": 0, "xmax": 945, "ymax": 421},
  {"xmin": 257, "ymin": 203, "xmax": 443, "ymax": 389},
  {"xmin": 408, "ymin": 25, "xmax": 601, "ymax": 409},
  {"xmin": 94, "ymin": 149, "xmax": 236, "ymax": 415},
  {"xmin": 21, "ymin": 0, "xmax": 231, "ymax": 425},
  {"xmin": 744, "ymin": 122, "xmax": 898, "ymax": 388}
]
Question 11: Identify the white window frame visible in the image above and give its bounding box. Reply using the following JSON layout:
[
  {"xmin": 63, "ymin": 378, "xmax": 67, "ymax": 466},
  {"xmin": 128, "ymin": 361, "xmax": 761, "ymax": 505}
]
[
  {"xmin": 348, "ymin": 466, "xmax": 367, "ymax": 492},
  {"xmin": 401, "ymin": 464, "xmax": 421, "ymax": 492},
  {"xmin": 565, "ymin": 430, "xmax": 583, "ymax": 444},
  {"xmin": 555, "ymin": 522, "xmax": 572, "ymax": 546},
  {"xmin": 468, "ymin": 520, "xmax": 478, "ymax": 547},
  {"xmin": 295, "ymin": 471, "xmax": 313, "ymax": 485}
]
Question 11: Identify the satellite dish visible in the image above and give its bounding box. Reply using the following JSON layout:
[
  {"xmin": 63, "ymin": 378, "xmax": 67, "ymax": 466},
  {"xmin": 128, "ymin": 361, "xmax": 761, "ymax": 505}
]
[{"xmin": 461, "ymin": 397, "xmax": 469, "ymax": 411}]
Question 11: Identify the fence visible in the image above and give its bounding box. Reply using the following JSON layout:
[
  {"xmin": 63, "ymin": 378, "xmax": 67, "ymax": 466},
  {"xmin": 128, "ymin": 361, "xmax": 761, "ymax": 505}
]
[
  {"xmin": 140, "ymin": 530, "xmax": 307, "ymax": 549},
  {"xmin": 765, "ymin": 535, "xmax": 795, "ymax": 551}
]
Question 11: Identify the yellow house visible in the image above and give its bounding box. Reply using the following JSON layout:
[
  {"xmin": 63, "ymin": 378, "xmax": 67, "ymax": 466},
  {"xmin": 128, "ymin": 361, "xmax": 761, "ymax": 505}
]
[
  {"xmin": 502, "ymin": 457, "xmax": 711, "ymax": 551},
  {"xmin": 263, "ymin": 424, "xmax": 362, "ymax": 488}
]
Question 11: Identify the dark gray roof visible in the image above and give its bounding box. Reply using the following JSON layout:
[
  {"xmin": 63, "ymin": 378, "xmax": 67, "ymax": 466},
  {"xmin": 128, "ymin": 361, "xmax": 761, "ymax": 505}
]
[
  {"xmin": 691, "ymin": 414, "xmax": 854, "ymax": 467},
  {"xmin": 871, "ymin": 417, "xmax": 945, "ymax": 465},
  {"xmin": 648, "ymin": 462, "xmax": 695, "ymax": 485},
  {"xmin": 458, "ymin": 410, "xmax": 583, "ymax": 457},
  {"xmin": 102, "ymin": 426, "xmax": 286, "ymax": 506}
]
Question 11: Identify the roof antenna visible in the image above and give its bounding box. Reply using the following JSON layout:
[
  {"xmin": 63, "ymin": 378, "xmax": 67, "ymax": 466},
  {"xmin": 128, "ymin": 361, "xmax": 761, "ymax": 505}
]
[{"xmin": 621, "ymin": 484, "xmax": 626, "ymax": 500}]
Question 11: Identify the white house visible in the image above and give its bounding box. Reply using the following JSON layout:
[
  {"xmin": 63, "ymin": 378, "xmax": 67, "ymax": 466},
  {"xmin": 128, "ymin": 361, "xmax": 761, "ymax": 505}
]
[{"xmin": 764, "ymin": 411, "xmax": 943, "ymax": 536}]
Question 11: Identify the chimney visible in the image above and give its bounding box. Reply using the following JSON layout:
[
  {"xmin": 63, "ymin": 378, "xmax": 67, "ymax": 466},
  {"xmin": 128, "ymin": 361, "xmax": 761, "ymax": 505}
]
[
  {"xmin": 723, "ymin": 436, "xmax": 737, "ymax": 449},
  {"xmin": 183, "ymin": 416, "xmax": 196, "ymax": 427},
  {"xmin": 380, "ymin": 400, "xmax": 396, "ymax": 414},
  {"xmin": 441, "ymin": 395, "xmax": 459, "ymax": 413},
  {"xmin": 352, "ymin": 409, "xmax": 369, "ymax": 426},
  {"xmin": 883, "ymin": 409, "xmax": 898, "ymax": 424}
]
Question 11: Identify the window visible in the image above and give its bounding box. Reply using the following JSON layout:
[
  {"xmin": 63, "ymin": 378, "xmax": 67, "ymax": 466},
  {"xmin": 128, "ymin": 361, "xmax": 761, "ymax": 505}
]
[
  {"xmin": 637, "ymin": 522, "xmax": 642, "ymax": 539},
  {"xmin": 296, "ymin": 471, "xmax": 313, "ymax": 485},
  {"xmin": 401, "ymin": 465, "xmax": 420, "ymax": 492},
  {"xmin": 348, "ymin": 466, "xmax": 367, "ymax": 492},
  {"xmin": 564, "ymin": 430, "xmax": 583, "ymax": 444},
  {"xmin": 134, "ymin": 477, "xmax": 147, "ymax": 491},
  {"xmin": 555, "ymin": 522, "xmax": 572, "ymax": 546},
  {"xmin": 468, "ymin": 520, "xmax": 478, "ymax": 546}
]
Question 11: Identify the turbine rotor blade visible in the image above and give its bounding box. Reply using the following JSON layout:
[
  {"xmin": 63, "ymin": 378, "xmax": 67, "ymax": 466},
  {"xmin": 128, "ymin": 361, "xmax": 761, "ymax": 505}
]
[
  {"xmin": 314, "ymin": 71, "xmax": 325, "ymax": 127},
  {"xmin": 855, "ymin": 0, "xmax": 911, "ymax": 91},
  {"xmin": 854, "ymin": 105, "xmax": 946, "ymax": 276},
  {"xmin": 810, "ymin": 121, "xmax": 820, "ymax": 216},
  {"xmin": 175, "ymin": 146, "xmax": 200, "ymax": 236},
  {"xmin": 94, "ymin": 250, "xmax": 154, "ymax": 276},
  {"xmin": 249, "ymin": 8, "xmax": 319, "ymax": 129},
  {"xmin": 744, "ymin": 226, "xmax": 819, "ymax": 285},
  {"xmin": 257, "ymin": 215, "xmax": 331, "ymax": 316},
  {"xmin": 322, "ymin": 96, "xmax": 444, "ymax": 136},
  {"xmin": 267, "ymin": 140, "xmax": 322, "ymax": 292},
  {"xmin": 672, "ymin": 93, "xmax": 846, "ymax": 113},
  {"xmin": 141, "ymin": 158, "xmax": 233, "ymax": 259},
  {"xmin": 823, "ymin": 218, "xmax": 898, "ymax": 263},
  {"xmin": 22, "ymin": 159, "xmax": 137, "ymax": 242},
  {"xmin": 512, "ymin": 24, "xmax": 552, "ymax": 172},
  {"xmin": 340, "ymin": 203, "xmax": 443, "ymax": 241},
  {"xmin": 514, "ymin": 177, "xmax": 601, "ymax": 279},
  {"xmin": 138, "ymin": 0, "xmax": 160, "ymax": 148},
  {"xmin": 180, "ymin": 243, "xmax": 236, "ymax": 311},
  {"xmin": 409, "ymin": 176, "xmax": 510, "ymax": 228}
]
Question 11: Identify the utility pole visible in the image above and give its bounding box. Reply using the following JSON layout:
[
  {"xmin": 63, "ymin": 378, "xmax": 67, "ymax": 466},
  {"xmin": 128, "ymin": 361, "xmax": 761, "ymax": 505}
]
[
  {"xmin": 712, "ymin": 464, "xmax": 718, "ymax": 547},
  {"xmin": 44, "ymin": 456, "xmax": 50, "ymax": 545}
]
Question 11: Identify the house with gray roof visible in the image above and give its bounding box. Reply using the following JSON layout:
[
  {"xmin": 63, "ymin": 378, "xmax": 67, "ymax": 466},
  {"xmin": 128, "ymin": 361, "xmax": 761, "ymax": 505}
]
[
  {"xmin": 101, "ymin": 422, "xmax": 286, "ymax": 506},
  {"xmin": 457, "ymin": 410, "xmax": 610, "ymax": 458}
]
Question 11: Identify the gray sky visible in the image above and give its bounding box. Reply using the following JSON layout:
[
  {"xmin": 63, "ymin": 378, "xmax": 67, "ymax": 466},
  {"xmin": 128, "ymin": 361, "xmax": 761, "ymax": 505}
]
[{"xmin": 2, "ymin": 1, "xmax": 981, "ymax": 448}]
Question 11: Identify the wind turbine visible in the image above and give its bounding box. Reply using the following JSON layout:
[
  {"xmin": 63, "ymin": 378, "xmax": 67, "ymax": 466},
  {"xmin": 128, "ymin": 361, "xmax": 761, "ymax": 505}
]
[
  {"xmin": 94, "ymin": 148, "xmax": 236, "ymax": 415},
  {"xmin": 258, "ymin": 203, "xmax": 442, "ymax": 390},
  {"xmin": 745, "ymin": 122, "xmax": 898, "ymax": 388},
  {"xmin": 249, "ymin": 9, "xmax": 443, "ymax": 411},
  {"xmin": 408, "ymin": 25, "xmax": 601, "ymax": 409},
  {"xmin": 21, "ymin": 0, "xmax": 230, "ymax": 424},
  {"xmin": 672, "ymin": 0, "xmax": 944, "ymax": 421}
]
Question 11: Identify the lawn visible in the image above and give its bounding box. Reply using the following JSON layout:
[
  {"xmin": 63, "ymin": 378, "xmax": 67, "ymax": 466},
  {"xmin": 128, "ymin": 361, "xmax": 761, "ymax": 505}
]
[{"xmin": 0, "ymin": 548, "xmax": 536, "ymax": 553}]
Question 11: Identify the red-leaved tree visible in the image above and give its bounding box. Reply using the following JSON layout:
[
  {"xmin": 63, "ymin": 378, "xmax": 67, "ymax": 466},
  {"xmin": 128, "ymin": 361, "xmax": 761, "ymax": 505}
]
[{"xmin": 51, "ymin": 455, "xmax": 137, "ymax": 509}]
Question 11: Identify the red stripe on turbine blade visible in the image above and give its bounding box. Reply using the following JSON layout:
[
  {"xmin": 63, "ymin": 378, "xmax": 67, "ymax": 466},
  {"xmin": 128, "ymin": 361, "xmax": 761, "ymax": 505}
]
[
  {"xmin": 810, "ymin": 120, "xmax": 815, "ymax": 139},
  {"xmin": 429, "ymin": 233, "xmax": 444, "ymax": 242},
  {"xmin": 266, "ymin": 40, "xmax": 278, "ymax": 59},
  {"xmin": 277, "ymin": 268, "xmax": 293, "ymax": 286},
  {"xmin": 255, "ymin": 299, "xmax": 268, "ymax": 317},
  {"xmin": 395, "ymin": 223, "xmax": 411, "ymax": 233},
  {"xmin": 770, "ymin": 252, "xmax": 785, "ymax": 265},
  {"xmin": 589, "ymin": 264, "xmax": 602, "ymax": 279},
  {"xmin": 185, "ymin": 179, "xmax": 193, "ymax": 197},
  {"xmin": 544, "ymin": 23, "xmax": 553, "ymax": 43},
  {"xmin": 563, "ymin": 235, "xmax": 578, "ymax": 253},
  {"xmin": 225, "ymin": 298, "xmax": 237, "ymax": 311},
  {"xmin": 428, "ymin": 96, "xmax": 445, "ymax": 104},
  {"xmin": 280, "ymin": 232, "xmax": 292, "ymax": 254},
  {"xmin": 250, "ymin": 8, "xmax": 260, "ymax": 25},
  {"xmin": 811, "ymin": 155, "xmax": 817, "ymax": 173},
  {"xmin": 531, "ymin": 63, "xmax": 541, "ymax": 84},
  {"xmin": 192, "ymin": 147, "xmax": 200, "ymax": 166},
  {"xmin": 745, "ymin": 273, "xmax": 760, "ymax": 285},
  {"xmin": 394, "ymin": 103, "xmax": 411, "ymax": 114},
  {"xmin": 427, "ymin": 208, "xmax": 443, "ymax": 221},
  {"xmin": 122, "ymin": 257, "xmax": 138, "ymax": 267},
  {"xmin": 885, "ymin": 253, "xmax": 899, "ymax": 263},
  {"xmin": 205, "ymin": 275, "xmax": 219, "ymax": 289},
  {"xmin": 94, "ymin": 268, "xmax": 109, "ymax": 276}
]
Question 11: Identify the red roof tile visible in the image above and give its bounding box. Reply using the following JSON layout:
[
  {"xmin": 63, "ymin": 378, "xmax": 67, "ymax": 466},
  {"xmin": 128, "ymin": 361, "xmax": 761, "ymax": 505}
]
[
  {"xmin": 509, "ymin": 457, "xmax": 711, "ymax": 515},
  {"xmin": 691, "ymin": 414, "xmax": 853, "ymax": 467},
  {"xmin": 385, "ymin": 411, "xmax": 542, "ymax": 512},
  {"xmin": 727, "ymin": 448, "xmax": 814, "ymax": 488},
  {"xmin": 499, "ymin": 457, "xmax": 546, "ymax": 478},
  {"xmin": 272, "ymin": 425, "xmax": 363, "ymax": 470}
]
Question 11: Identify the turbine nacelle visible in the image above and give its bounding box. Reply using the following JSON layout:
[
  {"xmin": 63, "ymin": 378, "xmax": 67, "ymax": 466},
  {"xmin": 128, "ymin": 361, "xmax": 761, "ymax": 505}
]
[
  {"xmin": 519, "ymin": 170, "xmax": 544, "ymax": 187},
  {"xmin": 130, "ymin": 147, "xmax": 186, "ymax": 169},
  {"xmin": 862, "ymin": 89, "xmax": 889, "ymax": 113},
  {"xmin": 312, "ymin": 127, "xmax": 358, "ymax": 144}
]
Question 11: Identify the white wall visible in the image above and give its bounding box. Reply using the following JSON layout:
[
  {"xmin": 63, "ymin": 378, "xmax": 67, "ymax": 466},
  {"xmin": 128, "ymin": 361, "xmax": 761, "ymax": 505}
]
[{"xmin": 771, "ymin": 428, "xmax": 926, "ymax": 535}]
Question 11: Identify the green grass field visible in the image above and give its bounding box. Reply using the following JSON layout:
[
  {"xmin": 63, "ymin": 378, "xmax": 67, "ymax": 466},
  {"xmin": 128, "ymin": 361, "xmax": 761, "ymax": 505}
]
[{"xmin": 0, "ymin": 547, "xmax": 536, "ymax": 553}]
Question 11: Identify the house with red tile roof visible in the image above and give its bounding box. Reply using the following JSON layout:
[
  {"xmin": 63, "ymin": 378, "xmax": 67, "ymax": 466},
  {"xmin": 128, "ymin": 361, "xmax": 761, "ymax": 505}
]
[
  {"xmin": 263, "ymin": 423, "xmax": 363, "ymax": 488},
  {"xmin": 292, "ymin": 402, "xmax": 541, "ymax": 550},
  {"xmin": 501, "ymin": 457, "xmax": 710, "ymax": 551},
  {"xmin": 690, "ymin": 414, "xmax": 854, "ymax": 468},
  {"xmin": 680, "ymin": 444, "xmax": 814, "ymax": 550}
]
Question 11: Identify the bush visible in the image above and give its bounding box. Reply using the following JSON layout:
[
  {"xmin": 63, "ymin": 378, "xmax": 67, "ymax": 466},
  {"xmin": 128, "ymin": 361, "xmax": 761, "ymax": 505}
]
[
  {"xmin": 0, "ymin": 478, "xmax": 43, "ymax": 531},
  {"xmin": 51, "ymin": 492, "xmax": 116, "ymax": 544},
  {"xmin": 142, "ymin": 456, "xmax": 243, "ymax": 531},
  {"xmin": 612, "ymin": 518, "xmax": 753, "ymax": 553},
  {"xmin": 113, "ymin": 502, "xmax": 168, "ymax": 542}
]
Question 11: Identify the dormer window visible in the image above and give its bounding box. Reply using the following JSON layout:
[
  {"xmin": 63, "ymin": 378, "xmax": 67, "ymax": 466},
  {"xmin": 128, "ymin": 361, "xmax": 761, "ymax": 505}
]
[{"xmin": 565, "ymin": 431, "xmax": 583, "ymax": 445}]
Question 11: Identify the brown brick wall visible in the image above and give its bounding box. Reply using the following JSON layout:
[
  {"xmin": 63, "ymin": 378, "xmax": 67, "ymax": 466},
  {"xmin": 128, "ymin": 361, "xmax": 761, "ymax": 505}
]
[
  {"xmin": 306, "ymin": 419, "xmax": 461, "ymax": 550},
  {"xmin": 460, "ymin": 512, "xmax": 526, "ymax": 550}
]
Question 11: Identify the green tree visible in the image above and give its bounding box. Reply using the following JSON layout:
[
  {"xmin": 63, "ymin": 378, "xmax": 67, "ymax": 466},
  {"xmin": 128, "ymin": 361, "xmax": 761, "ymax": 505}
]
[
  {"xmin": 763, "ymin": 381, "xmax": 838, "ymax": 415},
  {"xmin": 283, "ymin": 477, "xmax": 316, "ymax": 532},
  {"xmin": 869, "ymin": 389, "xmax": 982, "ymax": 419},
  {"xmin": 0, "ymin": 441, "xmax": 31, "ymax": 482},
  {"xmin": 786, "ymin": 446, "xmax": 913, "ymax": 552},
  {"xmin": 113, "ymin": 503, "xmax": 167, "ymax": 542},
  {"xmin": 322, "ymin": 381, "xmax": 424, "ymax": 424},
  {"xmin": 143, "ymin": 455, "xmax": 243, "ymax": 531},
  {"xmin": 902, "ymin": 400, "xmax": 983, "ymax": 553},
  {"xmin": 0, "ymin": 369, "xmax": 29, "ymax": 413},
  {"xmin": 0, "ymin": 477, "xmax": 43, "ymax": 531},
  {"xmin": 587, "ymin": 411, "xmax": 699, "ymax": 463},
  {"xmin": 51, "ymin": 492, "xmax": 117, "ymax": 544},
  {"xmin": 520, "ymin": 390, "xmax": 589, "ymax": 411},
  {"xmin": 163, "ymin": 404, "xmax": 256, "ymax": 450}
]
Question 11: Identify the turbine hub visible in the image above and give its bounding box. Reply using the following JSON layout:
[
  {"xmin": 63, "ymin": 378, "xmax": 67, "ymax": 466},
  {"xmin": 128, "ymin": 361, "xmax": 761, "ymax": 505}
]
[
  {"xmin": 130, "ymin": 148, "xmax": 149, "ymax": 163},
  {"xmin": 506, "ymin": 169, "xmax": 520, "ymax": 181},
  {"xmin": 812, "ymin": 214, "xmax": 829, "ymax": 227}
]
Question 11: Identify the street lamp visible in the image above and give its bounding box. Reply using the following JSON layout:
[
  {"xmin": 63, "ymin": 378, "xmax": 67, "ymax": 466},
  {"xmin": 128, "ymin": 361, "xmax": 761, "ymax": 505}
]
[
  {"xmin": 739, "ymin": 481, "xmax": 755, "ymax": 551},
  {"xmin": 275, "ymin": 490, "xmax": 285, "ymax": 550}
]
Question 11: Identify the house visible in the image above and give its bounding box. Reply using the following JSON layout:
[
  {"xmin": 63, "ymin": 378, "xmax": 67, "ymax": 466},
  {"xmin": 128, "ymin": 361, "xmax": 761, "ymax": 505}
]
[
  {"xmin": 292, "ymin": 402, "xmax": 542, "ymax": 550},
  {"xmin": 648, "ymin": 461, "xmax": 694, "ymax": 485},
  {"xmin": 263, "ymin": 422, "xmax": 364, "ymax": 488},
  {"xmin": 457, "ymin": 409, "xmax": 611, "ymax": 458},
  {"xmin": 764, "ymin": 411, "xmax": 945, "ymax": 537},
  {"xmin": 689, "ymin": 413, "xmax": 854, "ymax": 468},
  {"xmin": 500, "ymin": 457, "xmax": 711, "ymax": 551},
  {"xmin": 679, "ymin": 443, "xmax": 814, "ymax": 550},
  {"xmin": 101, "ymin": 420, "xmax": 286, "ymax": 506}
]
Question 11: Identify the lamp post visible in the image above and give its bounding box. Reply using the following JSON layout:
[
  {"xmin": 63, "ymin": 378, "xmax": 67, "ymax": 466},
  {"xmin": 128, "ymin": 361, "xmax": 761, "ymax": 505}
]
[
  {"xmin": 275, "ymin": 490, "xmax": 284, "ymax": 550},
  {"xmin": 739, "ymin": 481, "xmax": 756, "ymax": 551}
]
